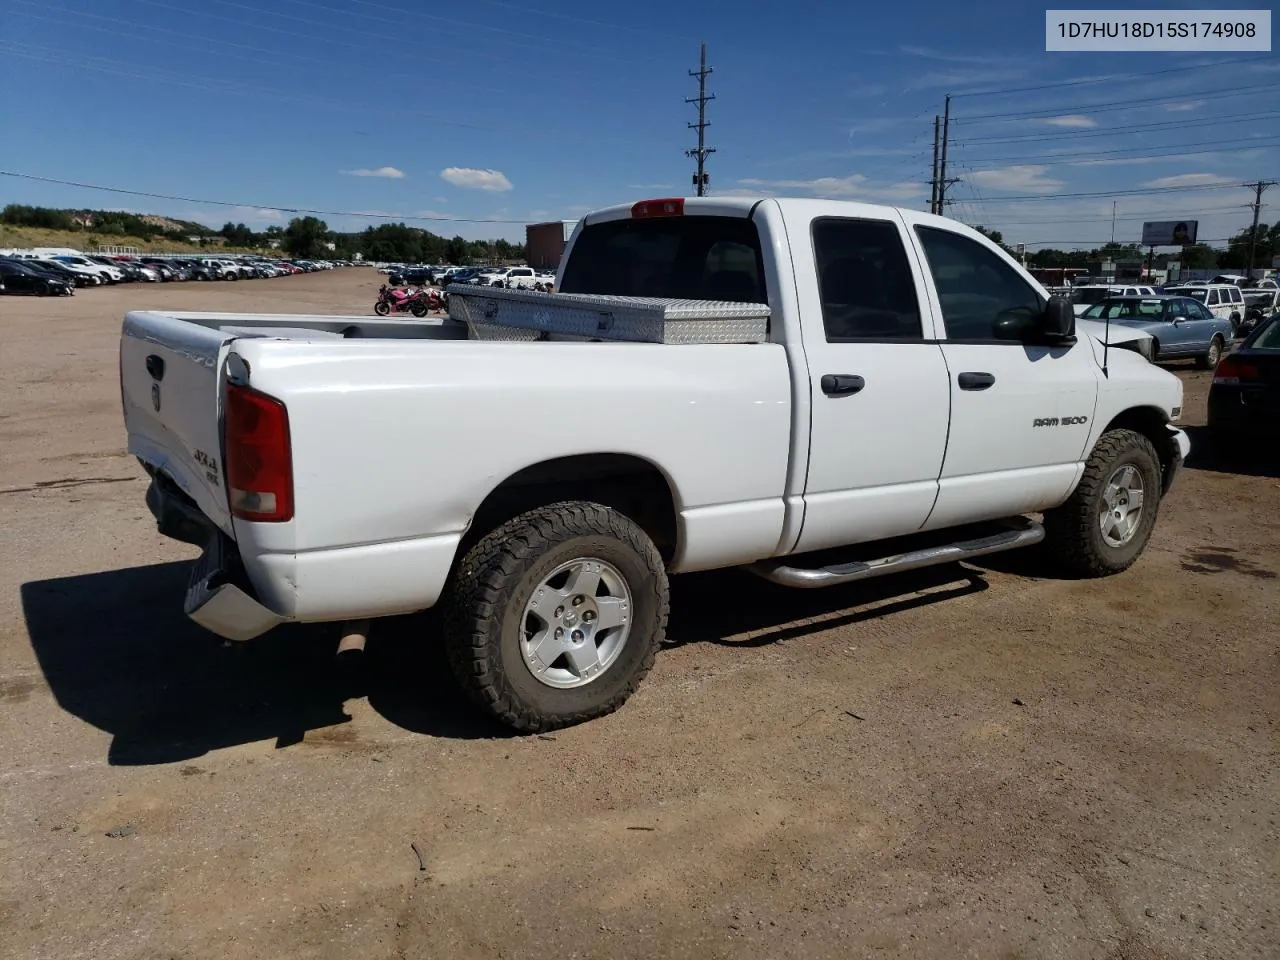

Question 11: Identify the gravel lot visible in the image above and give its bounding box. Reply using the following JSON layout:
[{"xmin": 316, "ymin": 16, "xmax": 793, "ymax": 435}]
[{"xmin": 2, "ymin": 270, "xmax": 1277, "ymax": 960}]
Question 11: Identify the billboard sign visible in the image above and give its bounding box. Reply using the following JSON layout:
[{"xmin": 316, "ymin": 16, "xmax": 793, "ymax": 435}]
[{"xmin": 1141, "ymin": 220, "xmax": 1198, "ymax": 246}]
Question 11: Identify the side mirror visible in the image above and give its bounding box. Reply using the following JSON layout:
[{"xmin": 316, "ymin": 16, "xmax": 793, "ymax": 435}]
[
  {"xmin": 1171, "ymin": 315, "xmax": 1186, "ymax": 324},
  {"xmin": 1039, "ymin": 296, "xmax": 1076, "ymax": 342}
]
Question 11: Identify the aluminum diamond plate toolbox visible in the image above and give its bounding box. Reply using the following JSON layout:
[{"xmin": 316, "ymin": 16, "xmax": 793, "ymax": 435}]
[{"xmin": 446, "ymin": 286, "xmax": 769, "ymax": 343}]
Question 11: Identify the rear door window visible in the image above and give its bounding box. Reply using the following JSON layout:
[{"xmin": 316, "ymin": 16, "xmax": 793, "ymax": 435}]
[
  {"xmin": 559, "ymin": 216, "xmax": 766, "ymax": 303},
  {"xmin": 812, "ymin": 217, "xmax": 923, "ymax": 341}
]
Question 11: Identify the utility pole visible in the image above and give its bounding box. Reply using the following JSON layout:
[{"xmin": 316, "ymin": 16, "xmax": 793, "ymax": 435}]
[
  {"xmin": 1245, "ymin": 179, "xmax": 1277, "ymax": 280},
  {"xmin": 936, "ymin": 95, "xmax": 959, "ymax": 210},
  {"xmin": 1110, "ymin": 201, "xmax": 1117, "ymax": 245},
  {"xmin": 929, "ymin": 115, "xmax": 940, "ymax": 214},
  {"xmin": 685, "ymin": 42, "xmax": 715, "ymax": 198}
]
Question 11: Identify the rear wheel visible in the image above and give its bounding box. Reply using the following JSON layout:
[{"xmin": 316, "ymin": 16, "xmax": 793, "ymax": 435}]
[
  {"xmin": 1044, "ymin": 428, "xmax": 1162, "ymax": 577},
  {"xmin": 410, "ymin": 301, "xmax": 428, "ymax": 318},
  {"xmin": 1195, "ymin": 335, "xmax": 1224, "ymax": 370},
  {"xmin": 442, "ymin": 501, "xmax": 669, "ymax": 732}
]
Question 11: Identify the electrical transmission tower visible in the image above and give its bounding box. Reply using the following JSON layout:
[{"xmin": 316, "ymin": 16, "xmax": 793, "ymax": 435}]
[
  {"xmin": 929, "ymin": 95, "xmax": 959, "ymax": 214},
  {"xmin": 686, "ymin": 42, "xmax": 715, "ymax": 197},
  {"xmin": 1245, "ymin": 179, "xmax": 1277, "ymax": 279}
]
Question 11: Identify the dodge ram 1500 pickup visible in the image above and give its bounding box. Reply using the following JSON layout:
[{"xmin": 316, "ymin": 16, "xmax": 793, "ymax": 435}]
[{"xmin": 120, "ymin": 196, "xmax": 1188, "ymax": 732}]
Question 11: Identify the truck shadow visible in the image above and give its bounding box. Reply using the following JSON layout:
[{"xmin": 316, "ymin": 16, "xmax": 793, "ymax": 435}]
[
  {"xmin": 664, "ymin": 565, "xmax": 988, "ymax": 647},
  {"xmin": 19, "ymin": 562, "xmax": 500, "ymax": 765},
  {"xmin": 1181, "ymin": 425, "xmax": 1280, "ymax": 479},
  {"xmin": 22, "ymin": 560, "xmax": 989, "ymax": 763}
]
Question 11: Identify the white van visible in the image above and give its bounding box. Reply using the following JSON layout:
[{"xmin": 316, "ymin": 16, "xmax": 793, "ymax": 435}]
[{"xmin": 1166, "ymin": 284, "xmax": 1245, "ymax": 333}]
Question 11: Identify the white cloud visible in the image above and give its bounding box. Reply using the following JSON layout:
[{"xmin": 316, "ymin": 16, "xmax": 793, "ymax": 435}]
[
  {"xmin": 966, "ymin": 165, "xmax": 1064, "ymax": 193},
  {"xmin": 231, "ymin": 206, "xmax": 286, "ymax": 222},
  {"xmin": 440, "ymin": 167, "xmax": 513, "ymax": 192},
  {"xmin": 1162, "ymin": 99, "xmax": 1204, "ymax": 112},
  {"xmin": 1042, "ymin": 115, "xmax": 1096, "ymax": 129},
  {"xmin": 342, "ymin": 166, "xmax": 406, "ymax": 178},
  {"xmin": 1142, "ymin": 173, "xmax": 1234, "ymax": 188},
  {"xmin": 899, "ymin": 46, "xmax": 1020, "ymax": 65},
  {"xmin": 1070, "ymin": 155, "xmax": 1188, "ymax": 167},
  {"xmin": 906, "ymin": 68, "xmax": 1026, "ymax": 90}
]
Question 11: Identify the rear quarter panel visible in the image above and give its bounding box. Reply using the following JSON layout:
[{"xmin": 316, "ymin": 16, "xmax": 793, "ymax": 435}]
[{"xmin": 231, "ymin": 338, "xmax": 794, "ymax": 573}]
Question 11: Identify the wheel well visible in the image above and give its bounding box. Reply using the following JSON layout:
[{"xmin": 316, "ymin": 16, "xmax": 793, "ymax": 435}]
[
  {"xmin": 462, "ymin": 454, "xmax": 679, "ymax": 563},
  {"xmin": 1102, "ymin": 406, "xmax": 1178, "ymax": 492}
]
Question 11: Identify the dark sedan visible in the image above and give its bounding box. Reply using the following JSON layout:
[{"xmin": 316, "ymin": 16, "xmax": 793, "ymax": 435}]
[
  {"xmin": 1208, "ymin": 316, "xmax": 1280, "ymax": 448},
  {"xmin": 390, "ymin": 267, "xmax": 433, "ymax": 286},
  {"xmin": 0, "ymin": 260, "xmax": 73, "ymax": 296}
]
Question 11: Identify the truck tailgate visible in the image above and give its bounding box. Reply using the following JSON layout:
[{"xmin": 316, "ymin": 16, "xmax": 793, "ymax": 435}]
[{"xmin": 121, "ymin": 311, "xmax": 235, "ymax": 538}]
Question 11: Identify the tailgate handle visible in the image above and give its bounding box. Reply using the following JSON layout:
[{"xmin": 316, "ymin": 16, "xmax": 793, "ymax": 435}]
[{"xmin": 145, "ymin": 355, "xmax": 165, "ymax": 382}]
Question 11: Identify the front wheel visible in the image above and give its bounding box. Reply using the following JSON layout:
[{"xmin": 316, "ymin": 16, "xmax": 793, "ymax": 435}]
[
  {"xmin": 442, "ymin": 501, "xmax": 669, "ymax": 732},
  {"xmin": 1195, "ymin": 335, "xmax": 1224, "ymax": 370},
  {"xmin": 373, "ymin": 300, "xmax": 391, "ymax": 316},
  {"xmin": 1044, "ymin": 428, "xmax": 1162, "ymax": 577}
]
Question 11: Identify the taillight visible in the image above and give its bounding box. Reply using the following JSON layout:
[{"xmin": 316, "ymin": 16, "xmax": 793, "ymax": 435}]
[
  {"xmin": 1213, "ymin": 355, "xmax": 1259, "ymax": 384},
  {"xmin": 224, "ymin": 382, "xmax": 293, "ymax": 522},
  {"xmin": 631, "ymin": 198, "xmax": 684, "ymax": 218}
]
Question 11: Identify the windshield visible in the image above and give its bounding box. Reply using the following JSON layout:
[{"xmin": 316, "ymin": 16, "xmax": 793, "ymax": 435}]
[
  {"xmin": 1082, "ymin": 299, "xmax": 1164, "ymax": 319},
  {"xmin": 1181, "ymin": 289, "xmax": 1208, "ymax": 303},
  {"xmin": 1253, "ymin": 318, "xmax": 1280, "ymax": 349},
  {"xmin": 560, "ymin": 215, "xmax": 766, "ymax": 301}
]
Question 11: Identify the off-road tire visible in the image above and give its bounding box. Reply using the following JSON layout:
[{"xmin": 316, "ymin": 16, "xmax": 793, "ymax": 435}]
[
  {"xmin": 1195, "ymin": 335, "xmax": 1224, "ymax": 370},
  {"xmin": 1044, "ymin": 428, "xmax": 1162, "ymax": 577},
  {"xmin": 442, "ymin": 501, "xmax": 669, "ymax": 732}
]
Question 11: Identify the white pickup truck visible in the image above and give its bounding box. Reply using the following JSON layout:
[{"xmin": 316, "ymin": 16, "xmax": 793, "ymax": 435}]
[{"xmin": 120, "ymin": 196, "xmax": 1188, "ymax": 732}]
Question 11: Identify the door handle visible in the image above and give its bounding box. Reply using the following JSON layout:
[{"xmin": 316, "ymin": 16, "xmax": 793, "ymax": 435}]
[
  {"xmin": 821, "ymin": 373, "xmax": 866, "ymax": 396},
  {"xmin": 957, "ymin": 371, "xmax": 996, "ymax": 391}
]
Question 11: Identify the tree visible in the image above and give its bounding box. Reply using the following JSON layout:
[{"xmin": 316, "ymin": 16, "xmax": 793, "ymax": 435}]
[
  {"xmin": 972, "ymin": 225, "xmax": 1005, "ymax": 247},
  {"xmin": 1177, "ymin": 244, "xmax": 1218, "ymax": 270},
  {"xmin": 283, "ymin": 216, "xmax": 331, "ymax": 258},
  {"xmin": 445, "ymin": 235, "xmax": 470, "ymax": 265}
]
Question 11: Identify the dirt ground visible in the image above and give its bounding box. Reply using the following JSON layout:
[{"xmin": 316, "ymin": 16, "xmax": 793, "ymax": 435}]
[{"xmin": 1, "ymin": 270, "xmax": 1276, "ymax": 960}]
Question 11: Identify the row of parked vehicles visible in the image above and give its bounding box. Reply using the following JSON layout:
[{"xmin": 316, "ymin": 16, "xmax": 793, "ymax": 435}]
[
  {"xmin": 381, "ymin": 263, "xmax": 556, "ymax": 291},
  {"xmin": 0, "ymin": 251, "xmax": 349, "ymax": 296}
]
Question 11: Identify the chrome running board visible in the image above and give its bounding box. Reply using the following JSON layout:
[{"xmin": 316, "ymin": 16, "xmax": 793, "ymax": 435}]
[{"xmin": 749, "ymin": 519, "xmax": 1044, "ymax": 589}]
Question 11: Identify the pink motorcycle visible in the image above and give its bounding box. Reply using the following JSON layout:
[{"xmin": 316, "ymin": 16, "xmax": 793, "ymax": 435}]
[{"xmin": 374, "ymin": 283, "xmax": 430, "ymax": 318}]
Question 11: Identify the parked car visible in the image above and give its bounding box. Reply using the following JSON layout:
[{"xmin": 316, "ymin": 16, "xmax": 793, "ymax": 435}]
[
  {"xmin": 0, "ymin": 259, "xmax": 73, "ymax": 296},
  {"xmin": 120, "ymin": 196, "xmax": 1187, "ymax": 732},
  {"xmin": 30, "ymin": 258, "xmax": 95, "ymax": 288},
  {"xmin": 390, "ymin": 267, "xmax": 433, "ymax": 286},
  {"xmin": 1241, "ymin": 287, "xmax": 1279, "ymax": 335},
  {"xmin": 1079, "ymin": 295, "xmax": 1232, "ymax": 368},
  {"xmin": 1208, "ymin": 315, "xmax": 1280, "ymax": 450},
  {"xmin": 1164, "ymin": 283, "xmax": 1246, "ymax": 334},
  {"xmin": 1070, "ymin": 284, "xmax": 1156, "ymax": 316},
  {"xmin": 53, "ymin": 254, "xmax": 120, "ymax": 284}
]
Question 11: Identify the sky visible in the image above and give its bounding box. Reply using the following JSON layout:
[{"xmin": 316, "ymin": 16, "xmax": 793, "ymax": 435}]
[{"xmin": 1, "ymin": 0, "xmax": 1278, "ymax": 248}]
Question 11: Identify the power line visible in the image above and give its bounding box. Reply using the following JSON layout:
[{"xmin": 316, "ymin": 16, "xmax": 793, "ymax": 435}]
[
  {"xmin": 0, "ymin": 170, "xmax": 539, "ymax": 224},
  {"xmin": 952, "ymin": 54, "xmax": 1274, "ymax": 98},
  {"xmin": 959, "ymin": 82, "xmax": 1280, "ymax": 122},
  {"xmin": 5, "ymin": 0, "xmax": 534, "ymax": 99},
  {"xmin": 959, "ymin": 182, "xmax": 1262, "ymax": 204},
  {"xmin": 956, "ymin": 135, "xmax": 1280, "ymax": 168},
  {"xmin": 954, "ymin": 111, "xmax": 1280, "ymax": 146}
]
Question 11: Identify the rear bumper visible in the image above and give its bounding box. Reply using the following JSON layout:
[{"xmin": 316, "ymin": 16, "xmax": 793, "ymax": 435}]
[{"xmin": 186, "ymin": 533, "xmax": 283, "ymax": 641}]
